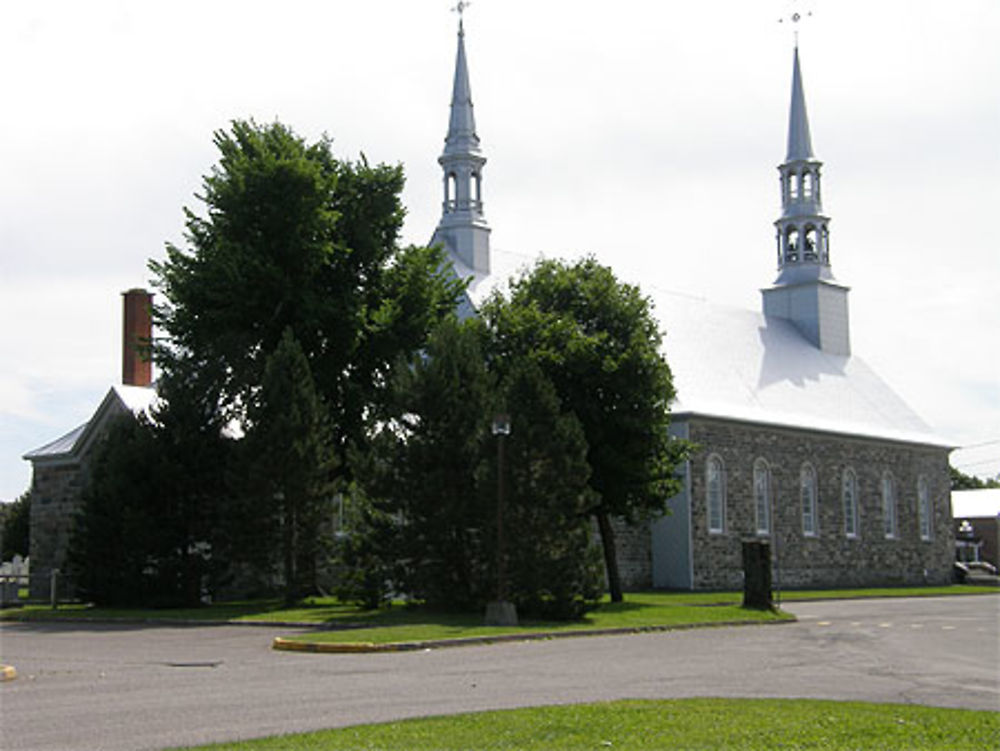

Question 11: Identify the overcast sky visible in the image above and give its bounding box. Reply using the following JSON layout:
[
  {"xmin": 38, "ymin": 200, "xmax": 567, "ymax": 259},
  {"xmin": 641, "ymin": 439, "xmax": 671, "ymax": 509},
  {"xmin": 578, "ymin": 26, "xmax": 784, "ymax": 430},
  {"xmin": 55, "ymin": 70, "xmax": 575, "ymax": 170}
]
[{"xmin": 1, "ymin": 0, "xmax": 998, "ymax": 502}]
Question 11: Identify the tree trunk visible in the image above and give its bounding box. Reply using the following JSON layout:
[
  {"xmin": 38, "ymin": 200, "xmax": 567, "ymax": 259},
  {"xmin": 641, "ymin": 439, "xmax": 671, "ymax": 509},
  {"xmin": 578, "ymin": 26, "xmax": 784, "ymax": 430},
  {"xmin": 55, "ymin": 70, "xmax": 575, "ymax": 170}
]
[{"xmin": 596, "ymin": 511, "xmax": 623, "ymax": 603}]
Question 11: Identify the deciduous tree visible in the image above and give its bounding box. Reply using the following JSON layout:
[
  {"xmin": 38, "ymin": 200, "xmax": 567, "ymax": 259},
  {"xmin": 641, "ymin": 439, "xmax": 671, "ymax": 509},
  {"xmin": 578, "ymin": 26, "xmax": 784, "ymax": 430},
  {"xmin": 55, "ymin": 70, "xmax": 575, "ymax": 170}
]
[
  {"xmin": 484, "ymin": 257, "xmax": 690, "ymax": 602},
  {"xmin": 150, "ymin": 120, "xmax": 464, "ymax": 469}
]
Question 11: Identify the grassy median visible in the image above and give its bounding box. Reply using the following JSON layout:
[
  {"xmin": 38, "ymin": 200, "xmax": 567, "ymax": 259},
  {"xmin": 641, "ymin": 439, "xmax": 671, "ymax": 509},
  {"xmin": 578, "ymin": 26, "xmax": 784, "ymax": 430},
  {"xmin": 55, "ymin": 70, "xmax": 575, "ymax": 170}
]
[
  {"xmin": 167, "ymin": 698, "xmax": 1000, "ymax": 750},
  {"xmin": 2, "ymin": 587, "xmax": 993, "ymax": 649}
]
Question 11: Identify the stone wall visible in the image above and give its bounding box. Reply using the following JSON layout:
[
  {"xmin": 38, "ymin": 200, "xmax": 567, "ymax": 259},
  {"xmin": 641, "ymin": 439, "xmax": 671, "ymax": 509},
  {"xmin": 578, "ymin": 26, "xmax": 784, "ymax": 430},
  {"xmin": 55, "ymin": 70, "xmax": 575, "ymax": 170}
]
[
  {"xmin": 684, "ymin": 417, "xmax": 953, "ymax": 590},
  {"xmin": 28, "ymin": 461, "xmax": 86, "ymax": 599},
  {"xmin": 612, "ymin": 516, "xmax": 652, "ymax": 590}
]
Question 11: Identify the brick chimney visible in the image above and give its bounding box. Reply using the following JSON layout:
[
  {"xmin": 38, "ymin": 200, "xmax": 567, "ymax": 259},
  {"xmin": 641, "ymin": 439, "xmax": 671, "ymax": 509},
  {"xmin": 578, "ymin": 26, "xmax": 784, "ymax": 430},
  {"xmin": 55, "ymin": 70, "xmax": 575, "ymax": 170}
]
[{"xmin": 122, "ymin": 288, "xmax": 153, "ymax": 387}]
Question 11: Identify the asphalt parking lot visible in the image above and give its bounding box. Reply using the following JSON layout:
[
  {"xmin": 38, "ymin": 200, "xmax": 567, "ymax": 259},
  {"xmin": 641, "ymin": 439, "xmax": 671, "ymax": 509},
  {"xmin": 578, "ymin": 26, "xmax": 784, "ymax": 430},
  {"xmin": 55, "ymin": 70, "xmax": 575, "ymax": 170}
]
[{"xmin": 1, "ymin": 595, "xmax": 997, "ymax": 751}]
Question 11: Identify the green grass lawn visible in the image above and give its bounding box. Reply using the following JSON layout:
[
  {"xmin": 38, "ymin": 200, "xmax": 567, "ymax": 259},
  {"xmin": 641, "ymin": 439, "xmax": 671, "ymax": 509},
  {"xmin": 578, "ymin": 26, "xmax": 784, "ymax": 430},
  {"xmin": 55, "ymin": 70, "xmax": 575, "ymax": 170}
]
[
  {"xmin": 277, "ymin": 592, "xmax": 790, "ymax": 647},
  {"xmin": 166, "ymin": 698, "xmax": 1000, "ymax": 750},
  {"xmin": 1, "ymin": 584, "xmax": 990, "ymax": 625},
  {"xmin": 2, "ymin": 586, "xmax": 993, "ymax": 649}
]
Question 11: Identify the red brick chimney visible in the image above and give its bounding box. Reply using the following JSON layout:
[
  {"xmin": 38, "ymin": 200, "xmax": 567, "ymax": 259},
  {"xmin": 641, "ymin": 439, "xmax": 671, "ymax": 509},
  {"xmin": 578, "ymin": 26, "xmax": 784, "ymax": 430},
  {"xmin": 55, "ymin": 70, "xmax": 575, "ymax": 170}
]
[{"xmin": 122, "ymin": 288, "xmax": 153, "ymax": 387}]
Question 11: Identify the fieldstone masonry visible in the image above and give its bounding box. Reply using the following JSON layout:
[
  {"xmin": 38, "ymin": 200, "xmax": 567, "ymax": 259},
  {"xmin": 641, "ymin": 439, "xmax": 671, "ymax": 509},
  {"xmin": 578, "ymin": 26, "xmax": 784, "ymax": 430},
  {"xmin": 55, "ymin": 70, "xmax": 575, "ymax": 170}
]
[
  {"xmin": 684, "ymin": 416, "xmax": 953, "ymax": 590},
  {"xmin": 28, "ymin": 461, "xmax": 88, "ymax": 599},
  {"xmin": 610, "ymin": 516, "xmax": 653, "ymax": 590}
]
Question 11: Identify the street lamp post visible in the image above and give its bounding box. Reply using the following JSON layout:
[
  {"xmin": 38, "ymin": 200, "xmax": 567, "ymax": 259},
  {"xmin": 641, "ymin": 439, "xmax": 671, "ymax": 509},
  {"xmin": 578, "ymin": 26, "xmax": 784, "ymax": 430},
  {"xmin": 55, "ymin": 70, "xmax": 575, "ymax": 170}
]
[{"xmin": 484, "ymin": 414, "xmax": 517, "ymax": 626}]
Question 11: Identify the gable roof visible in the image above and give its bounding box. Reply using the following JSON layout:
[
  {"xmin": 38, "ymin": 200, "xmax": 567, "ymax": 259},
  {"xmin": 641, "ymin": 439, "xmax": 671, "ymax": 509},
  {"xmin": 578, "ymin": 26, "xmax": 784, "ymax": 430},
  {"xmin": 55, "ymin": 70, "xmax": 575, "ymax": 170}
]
[
  {"xmin": 450, "ymin": 246, "xmax": 537, "ymax": 316},
  {"xmin": 24, "ymin": 384, "xmax": 158, "ymax": 464},
  {"xmin": 649, "ymin": 290, "xmax": 951, "ymax": 448}
]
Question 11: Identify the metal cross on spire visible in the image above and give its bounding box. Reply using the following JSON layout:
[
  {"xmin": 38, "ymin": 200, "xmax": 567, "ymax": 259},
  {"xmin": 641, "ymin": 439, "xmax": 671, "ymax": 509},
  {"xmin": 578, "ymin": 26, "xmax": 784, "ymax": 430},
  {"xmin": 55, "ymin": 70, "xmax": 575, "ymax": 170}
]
[
  {"xmin": 778, "ymin": 0, "xmax": 815, "ymax": 46},
  {"xmin": 452, "ymin": 1, "xmax": 472, "ymax": 33}
]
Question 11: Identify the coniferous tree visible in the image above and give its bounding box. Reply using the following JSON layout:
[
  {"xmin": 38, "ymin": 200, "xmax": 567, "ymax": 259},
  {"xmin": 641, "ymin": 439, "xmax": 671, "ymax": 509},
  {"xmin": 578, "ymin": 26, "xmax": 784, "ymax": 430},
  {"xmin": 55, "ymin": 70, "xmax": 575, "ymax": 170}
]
[
  {"xmin": 240, "ymin": 328, "xmax": 336, "ymax": 604},
  {"xmin": 70, "ymin": 374, "xmax": 229, "ymax": 607},
  {"xmin": 488, "ymin": 359, "xmax": 603, "ymax": 619},
  {"xmin": 362, "ymin": 317, "xmax": 494, "ymax": 609}
]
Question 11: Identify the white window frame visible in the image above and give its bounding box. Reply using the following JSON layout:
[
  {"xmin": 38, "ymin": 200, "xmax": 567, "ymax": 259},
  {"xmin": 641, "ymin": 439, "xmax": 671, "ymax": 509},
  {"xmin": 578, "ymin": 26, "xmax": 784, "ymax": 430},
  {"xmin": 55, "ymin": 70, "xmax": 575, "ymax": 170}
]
[
  {"xmin": 882, "ymin": 472, "xmax": 897, "ymax": 539},
  {"xmin": 800, "ymin": 463, "xmax": 818, "ymax": 537},
  {"xmin": 918, "ymin": 476, "xmax": 932, "ymax": 541},
  {"xmin": 753, "ymin": 458, "xmax": 771, "ymax": 535},
  {"xmin": 706, "ymin": 455, "xmax": 726, "ymax": 534},
  {"xmin": 842, "ymin": 468, "xmax": 859, "ymax": 539}
]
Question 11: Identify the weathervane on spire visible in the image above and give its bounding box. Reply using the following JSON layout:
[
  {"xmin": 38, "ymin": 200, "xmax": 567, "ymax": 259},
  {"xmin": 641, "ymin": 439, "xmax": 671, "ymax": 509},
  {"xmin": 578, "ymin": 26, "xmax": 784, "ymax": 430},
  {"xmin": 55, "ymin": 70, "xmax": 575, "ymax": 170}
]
[
  {"xmin": 778, "ymin": 0, "xmax": 814, "ymax": 46},
  {"xmin": 452, "ymin": 1, "xmax": 472, "ymax": 33}
]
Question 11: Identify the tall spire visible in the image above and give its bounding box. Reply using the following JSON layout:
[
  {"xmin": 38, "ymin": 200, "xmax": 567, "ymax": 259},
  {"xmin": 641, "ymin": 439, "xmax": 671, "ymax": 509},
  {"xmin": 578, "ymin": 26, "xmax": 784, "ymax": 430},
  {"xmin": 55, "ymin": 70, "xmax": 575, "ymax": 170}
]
[
  {"xmin": 762, "ymin": 45, "xmax": 850, "ymax": 356},
  {"xmin": 786, "ymin": 47, "xmax": 815, "ymax": 162},
  {"xmin": 773, "ymin": 44, "xmax": 830, "ymax": 282},
  {"xmin": 431, "ymin": 14, "xmax": 491, "ymax": 275},
  {"xmin": 444, "ymin": 20, "xmax": 480, "ymax": 157}
]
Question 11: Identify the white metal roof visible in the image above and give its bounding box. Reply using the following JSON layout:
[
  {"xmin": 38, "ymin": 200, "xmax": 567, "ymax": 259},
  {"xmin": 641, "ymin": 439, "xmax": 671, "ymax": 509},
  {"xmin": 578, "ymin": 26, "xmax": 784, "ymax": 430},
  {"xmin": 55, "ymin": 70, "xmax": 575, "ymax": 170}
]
[
  {"xmin": 24, "ymin": 384, "xmax": 158, "ymax": 462},
  {"xmin": 952, "ymin": 489, "xmax": 1000, "ymax": 519},
  {"xmin": 451, "ymin": 245, "xmax": 537, "ymax": 314},
  {"xmin": 649, "ymin": 290, "xmax": 951, "ymax": 447},
  {"xmin": 23, "ymin": 422, "xmax": 88, "ymax": 460}
]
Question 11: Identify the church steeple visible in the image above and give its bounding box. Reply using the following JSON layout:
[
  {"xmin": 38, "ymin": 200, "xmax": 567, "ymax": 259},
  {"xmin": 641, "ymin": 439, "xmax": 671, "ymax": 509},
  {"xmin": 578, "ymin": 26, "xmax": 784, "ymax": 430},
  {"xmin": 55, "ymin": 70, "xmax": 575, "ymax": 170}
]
[
  {"xmin": 763, "ymin": 46, "xmax": 851, "ymax": 356},
  {"xmin": 431, "ymin": 17, "xmax": 491, "ymax": 275},
  {"xmin": 774, "ymin": 46, "xmax": 831, "ymax": 283},
  {"xmin": 786, "ymin": 47, "xmax": 815, "ymax": 163}
]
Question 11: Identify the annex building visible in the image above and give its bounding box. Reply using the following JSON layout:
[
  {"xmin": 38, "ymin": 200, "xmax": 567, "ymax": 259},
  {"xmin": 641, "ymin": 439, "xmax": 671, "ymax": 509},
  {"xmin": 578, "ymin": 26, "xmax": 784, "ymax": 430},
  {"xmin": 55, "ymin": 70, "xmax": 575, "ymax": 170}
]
[{"xmin": 430, "ymin": 21, "xmax": 955, "ymax": 590}]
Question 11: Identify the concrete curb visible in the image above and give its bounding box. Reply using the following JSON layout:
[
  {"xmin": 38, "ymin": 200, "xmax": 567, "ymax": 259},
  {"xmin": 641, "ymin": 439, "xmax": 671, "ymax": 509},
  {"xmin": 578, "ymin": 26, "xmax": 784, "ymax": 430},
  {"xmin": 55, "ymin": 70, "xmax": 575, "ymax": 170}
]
[
  {"xmin": 1, "ymin": 664, "xmax": 17, "ymax": 682},
  {"xmin": 272, "ymin": 616, "xmax": 796, "ymax": 654}
]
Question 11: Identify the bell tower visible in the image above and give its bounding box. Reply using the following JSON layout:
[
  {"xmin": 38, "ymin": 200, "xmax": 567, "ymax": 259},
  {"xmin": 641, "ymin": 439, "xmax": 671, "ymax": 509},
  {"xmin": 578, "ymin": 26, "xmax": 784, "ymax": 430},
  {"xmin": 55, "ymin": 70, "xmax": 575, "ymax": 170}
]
[
  {"xmin": 762, "ymin": 46, "xmax": 850, "ymax": 356},
  {"xmin": 431, "ymin": 13, "xmax": 491, "ymax": 275}
]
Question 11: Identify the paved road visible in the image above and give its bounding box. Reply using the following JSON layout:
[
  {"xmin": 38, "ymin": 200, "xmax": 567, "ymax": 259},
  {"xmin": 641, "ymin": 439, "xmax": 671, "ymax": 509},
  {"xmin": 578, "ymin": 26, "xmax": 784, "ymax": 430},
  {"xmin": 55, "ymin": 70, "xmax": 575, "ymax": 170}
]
[{"xmin": 1, "ymin": 595, "xmax": 997, "ymax": 751}]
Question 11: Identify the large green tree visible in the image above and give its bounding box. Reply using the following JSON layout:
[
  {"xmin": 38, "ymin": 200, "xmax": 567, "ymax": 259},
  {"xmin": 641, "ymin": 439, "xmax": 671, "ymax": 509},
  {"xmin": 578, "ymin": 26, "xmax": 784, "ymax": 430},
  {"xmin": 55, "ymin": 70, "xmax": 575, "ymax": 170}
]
[
  {"xmin": 146, "ymin": 120, "xmax": 464, "ymax": 598},
  {"xmin": 150, "ymin": 120, "xmax": 465, "ymax": 466},
  {"xmin": 350, "ymin": 317, "xmax": 602, "ymax": 618},
  {"xmin": 483, "ymin": 257, "xmax": 690, "ymax": 602}
]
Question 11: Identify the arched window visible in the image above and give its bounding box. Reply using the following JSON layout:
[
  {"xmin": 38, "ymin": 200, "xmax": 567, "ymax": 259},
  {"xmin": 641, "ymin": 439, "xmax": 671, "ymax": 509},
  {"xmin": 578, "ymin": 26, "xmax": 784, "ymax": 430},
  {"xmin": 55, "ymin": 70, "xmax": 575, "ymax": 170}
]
[
  {"xmin": 803, "ymin": 226, "xmax": 819, "ymax": 261},
  {"xmin": 446, "ymin": 172, "xmax": 458, "ymax": 210},
  {"xmin": 706, "ymin": 455, "xmax": 725, "ymax": 534},
  {"xmin": 842, "ymin": 468, "xmax": 859, "ymax": 538},
  {"xmin": 472, "ymin": 171, "xmax": 482, "ymax": 206},
  {"xmin": 918, "ymin": 477, "xmax": 932, "ymax": 541},
  {"xmin": 753, "ymin": 459, "xmax": 771, "ymax": 535},
  {"xmin": 800, "ymin": 464, "xmax": 818, "ymax": 536},
  {"xmin": 882, "ymin": 472, "xmax": 897, "ymax": 539},
  {"xmin": 785, "ymin": 227, "xmax": 799, "ymax": 263},
  {"xmin": 802, "ymin": 171, "xmax": 813, "ymax": 198}
]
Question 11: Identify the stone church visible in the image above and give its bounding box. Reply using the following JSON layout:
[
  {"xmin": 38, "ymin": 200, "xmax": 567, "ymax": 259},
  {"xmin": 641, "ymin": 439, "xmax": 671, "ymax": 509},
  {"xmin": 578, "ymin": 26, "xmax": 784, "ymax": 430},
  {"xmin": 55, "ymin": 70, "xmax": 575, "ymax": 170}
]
[
  {"xmin": 430, "ymin": 22, "xmax": 955, "ymax": 590},
  {"xmin": 23, "ymin": 21, "xmax": 954, "ymax": 597}
]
